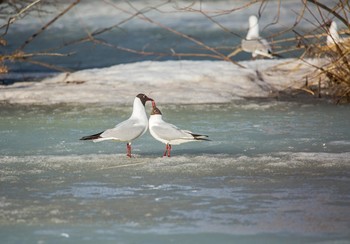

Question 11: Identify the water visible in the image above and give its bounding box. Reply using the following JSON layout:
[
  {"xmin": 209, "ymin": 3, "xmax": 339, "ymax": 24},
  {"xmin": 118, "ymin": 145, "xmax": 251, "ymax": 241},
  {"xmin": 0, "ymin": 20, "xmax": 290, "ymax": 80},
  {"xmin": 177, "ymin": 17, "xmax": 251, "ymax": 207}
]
[
  {"xmin": 1, "ymin": 101, "xmax": 350, "ymax": 243},
  {"xmin": 1, "ymin": 0, "xmax": 323, "ymax": 82}
]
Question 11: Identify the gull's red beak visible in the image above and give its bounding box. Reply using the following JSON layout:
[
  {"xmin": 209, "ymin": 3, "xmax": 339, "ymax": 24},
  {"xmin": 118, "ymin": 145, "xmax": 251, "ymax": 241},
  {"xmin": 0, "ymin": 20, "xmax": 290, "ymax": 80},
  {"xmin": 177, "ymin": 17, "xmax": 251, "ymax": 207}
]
[{"xmin": 152, "ymin": 100, "xmax": 156, "ymax": 108}]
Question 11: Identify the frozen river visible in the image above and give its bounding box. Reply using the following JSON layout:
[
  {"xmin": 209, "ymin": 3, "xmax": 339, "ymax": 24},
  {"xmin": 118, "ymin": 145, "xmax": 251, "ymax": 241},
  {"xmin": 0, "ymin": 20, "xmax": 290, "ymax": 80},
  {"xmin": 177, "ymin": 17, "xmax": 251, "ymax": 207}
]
[
  {"xmin": 1, "ymin": 101, "xmax": 350, "ymax": 243},
  {"xmin": 1, "ymin": 0, "xmax": 349, "ymax": 242}
]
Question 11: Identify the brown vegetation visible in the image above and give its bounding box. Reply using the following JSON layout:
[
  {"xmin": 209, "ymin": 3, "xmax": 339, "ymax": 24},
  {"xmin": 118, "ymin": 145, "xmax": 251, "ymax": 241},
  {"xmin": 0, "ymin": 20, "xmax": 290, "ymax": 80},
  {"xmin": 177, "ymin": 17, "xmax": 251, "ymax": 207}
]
[{"xmin": 300, "ymin": 0, "xmax": 350, "ymax": 103}]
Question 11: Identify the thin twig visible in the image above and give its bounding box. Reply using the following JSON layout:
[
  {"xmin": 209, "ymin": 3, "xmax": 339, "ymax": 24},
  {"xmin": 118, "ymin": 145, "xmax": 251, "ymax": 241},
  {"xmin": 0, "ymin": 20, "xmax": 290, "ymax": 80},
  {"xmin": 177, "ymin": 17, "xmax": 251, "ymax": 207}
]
[
  {"xmin": 18, "ymin": 0, "xmax": 80, "ymax": 50},
  {"xmin": 21, "ymin": 59, "xmax": 72, "ymax": 72},
  {"xmin": 104, "ymin": 0, "xmax": 245, "ymax": 68},
  {"xmin": 306, "ymin": 0, "xmax": 350, "ymax": 28},
  {"xmin": 0, "ymin": 0, "xmax": 42, "ymax": 36}
]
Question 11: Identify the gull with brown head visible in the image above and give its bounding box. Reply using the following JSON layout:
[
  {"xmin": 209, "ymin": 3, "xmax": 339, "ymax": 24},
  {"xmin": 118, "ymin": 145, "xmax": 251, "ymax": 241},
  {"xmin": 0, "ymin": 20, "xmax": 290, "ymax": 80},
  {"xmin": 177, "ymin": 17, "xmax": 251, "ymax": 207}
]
[{"xmin": 149, "ymin": 105, "xmax": 209, "ymax": 157}]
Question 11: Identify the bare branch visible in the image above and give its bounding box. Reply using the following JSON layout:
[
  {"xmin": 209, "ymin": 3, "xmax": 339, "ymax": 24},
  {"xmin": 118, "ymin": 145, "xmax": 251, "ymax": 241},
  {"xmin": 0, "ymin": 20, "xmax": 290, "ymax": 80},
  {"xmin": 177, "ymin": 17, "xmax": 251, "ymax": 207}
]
[
  {"xmin": 90, "ymin": 36, "xmax": 231, "ymax": 61},
  {"xmin": 24, "ymin": 59, "xmax": 72, "ymax": 72},
  {"xmin": 0, "ymin": 0, "xmax": 43, "ymax": 36},
  {"xmin": 18, "ymin": 0, "xmax": 80, "ymax": 50},
  {"xmin": 306, "ymin": 0, "xmax": 350, "ymax": 28},
  {"xmin": 174, "ymin": 0, "xmax": 262, "ymax": 17},
  {"xmin": 104, "ymin": 0, "xmax": 245, "ymax": 68}
]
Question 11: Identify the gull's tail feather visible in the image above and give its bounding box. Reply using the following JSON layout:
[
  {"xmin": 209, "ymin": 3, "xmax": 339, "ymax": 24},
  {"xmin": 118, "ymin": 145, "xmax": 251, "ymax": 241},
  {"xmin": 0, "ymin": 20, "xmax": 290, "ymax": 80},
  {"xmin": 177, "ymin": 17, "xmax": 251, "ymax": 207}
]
[
  {"xmin": 80, "ymin": 131, "xmax": 103, "ymax": 140},
  {"xmin": 191, "ymin": 133, "xmax": 211, "ymax": 141}
]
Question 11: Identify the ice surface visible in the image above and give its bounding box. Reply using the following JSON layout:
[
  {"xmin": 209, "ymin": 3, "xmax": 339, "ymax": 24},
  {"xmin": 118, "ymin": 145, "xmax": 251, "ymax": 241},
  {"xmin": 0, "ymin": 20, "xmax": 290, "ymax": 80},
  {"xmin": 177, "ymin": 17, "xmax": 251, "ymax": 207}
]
[{"xmin": 1, "ymin": 101, "xmax": 349, "ymax": 242}]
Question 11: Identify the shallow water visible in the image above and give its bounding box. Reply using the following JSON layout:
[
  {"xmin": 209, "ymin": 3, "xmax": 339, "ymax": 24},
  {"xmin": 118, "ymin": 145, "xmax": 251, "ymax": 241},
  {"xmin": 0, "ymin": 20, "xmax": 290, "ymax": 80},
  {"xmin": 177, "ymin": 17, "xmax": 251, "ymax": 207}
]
[{"xmin": 1, "ymin": 101, "xmax": 350, "ymax": 243}]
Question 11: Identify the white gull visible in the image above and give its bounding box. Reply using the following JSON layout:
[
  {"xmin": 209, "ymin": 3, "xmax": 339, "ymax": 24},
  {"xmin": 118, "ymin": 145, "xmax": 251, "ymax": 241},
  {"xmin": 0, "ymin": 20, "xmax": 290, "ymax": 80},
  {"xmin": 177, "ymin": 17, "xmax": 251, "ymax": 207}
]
[
  {"xmin": 241, "ymin": 15, "xmax": 273, "ymax": 59},
  {"xmin": 80, "ymin": 93, "xmax": 153, "ymax": 158},
  {"xmin": 149, "ymin": 104, "xmax": 209, "ymax": 157},
  {"xmin": 327, "ymin": 20, "xmax": 344, "ymax": 46}
]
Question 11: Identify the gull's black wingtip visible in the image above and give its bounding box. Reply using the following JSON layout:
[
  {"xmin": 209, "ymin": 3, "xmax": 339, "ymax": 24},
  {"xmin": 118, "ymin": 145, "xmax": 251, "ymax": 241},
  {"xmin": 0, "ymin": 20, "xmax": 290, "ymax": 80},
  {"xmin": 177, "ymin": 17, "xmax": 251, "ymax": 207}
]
[
  {"xmin": 192, "ymin": 133, "xmax": 211, "ymax": 141},
  {"xmin": 80, "ymin": 131, "xmax": 103, "ymax": 140}
]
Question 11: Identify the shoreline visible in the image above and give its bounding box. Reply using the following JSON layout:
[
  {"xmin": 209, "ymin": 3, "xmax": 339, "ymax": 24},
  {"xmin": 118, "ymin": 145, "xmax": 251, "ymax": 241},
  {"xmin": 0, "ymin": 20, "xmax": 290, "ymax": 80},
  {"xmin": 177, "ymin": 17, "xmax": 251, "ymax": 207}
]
[{"xmin": 0, "ymin": 58, "xmax": 327, "ymax": 105}]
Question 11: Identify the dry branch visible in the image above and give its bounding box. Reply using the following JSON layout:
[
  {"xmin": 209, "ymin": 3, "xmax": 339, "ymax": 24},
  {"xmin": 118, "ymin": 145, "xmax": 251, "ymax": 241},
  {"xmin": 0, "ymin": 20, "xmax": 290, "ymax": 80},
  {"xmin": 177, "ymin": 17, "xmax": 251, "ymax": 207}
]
[
  {"xmin": 0, "ymin": 0, "xmax": 42, "ymax": 36},
  {"xmin": 103, "ymin": 0, "xmax": 245, "ymax": 68},
  {"xmin": 0, "ymin": 0, "xmax": 80, "ymax": 73},
  {"xmin": 18, "ymin": 0, "xmax": 80, "ymax": 50}
]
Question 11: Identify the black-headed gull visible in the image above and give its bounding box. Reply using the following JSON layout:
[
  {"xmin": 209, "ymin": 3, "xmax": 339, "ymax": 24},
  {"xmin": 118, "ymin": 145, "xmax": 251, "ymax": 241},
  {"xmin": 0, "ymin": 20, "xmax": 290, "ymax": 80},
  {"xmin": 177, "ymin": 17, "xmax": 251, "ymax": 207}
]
[
  {"xmin": 241, "ymin": 15, "xmax": 273, "ymax": 59},
  {"xmin": 80, "ymin": 93, "xmax": 153, "ymax": 157},
  {"xmin": 149, "ymin": 105, "xmax": 209, "ymax": 157}
]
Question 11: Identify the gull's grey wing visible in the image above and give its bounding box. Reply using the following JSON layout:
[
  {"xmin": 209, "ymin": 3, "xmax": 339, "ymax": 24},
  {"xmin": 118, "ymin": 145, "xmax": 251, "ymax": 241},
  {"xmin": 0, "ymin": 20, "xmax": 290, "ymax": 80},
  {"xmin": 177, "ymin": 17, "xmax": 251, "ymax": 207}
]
[
  {"xmin": 241, "ymin": 38, "xmax": 272, "ymax": 58},
  {"xmin": 260, "ymin": 38, "xmax": 272, "ymax": 52},
  {"xmin": 101, "ymin": 118, "xmax": 147, "ymax": 141},
  {"xmin": 151, "ymin": 123, "xmax": 193, "ymax": 141}
]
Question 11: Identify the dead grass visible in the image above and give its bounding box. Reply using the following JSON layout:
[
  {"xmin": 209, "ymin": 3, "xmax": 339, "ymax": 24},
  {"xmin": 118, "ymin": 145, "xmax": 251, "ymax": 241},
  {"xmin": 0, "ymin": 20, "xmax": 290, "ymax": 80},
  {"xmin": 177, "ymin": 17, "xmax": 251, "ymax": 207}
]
[{"xmin": 313, "ymin": 39, "xmax": 350, "ymax": 103}]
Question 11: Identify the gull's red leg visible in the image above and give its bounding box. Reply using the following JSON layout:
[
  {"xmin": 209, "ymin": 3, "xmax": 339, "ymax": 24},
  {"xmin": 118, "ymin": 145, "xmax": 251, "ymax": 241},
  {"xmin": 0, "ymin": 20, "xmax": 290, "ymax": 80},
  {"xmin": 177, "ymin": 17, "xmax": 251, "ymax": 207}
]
[
  {"xmin": 167, "ymin": 144, "xmax": 172, "ymax": 157},
  {"xmin": 126, "ymin": 143, "xmax": 132, "ymax": 158},
  {"xmin": 163, "ymin": 144, "xmax": 168, "ymax": 157}
]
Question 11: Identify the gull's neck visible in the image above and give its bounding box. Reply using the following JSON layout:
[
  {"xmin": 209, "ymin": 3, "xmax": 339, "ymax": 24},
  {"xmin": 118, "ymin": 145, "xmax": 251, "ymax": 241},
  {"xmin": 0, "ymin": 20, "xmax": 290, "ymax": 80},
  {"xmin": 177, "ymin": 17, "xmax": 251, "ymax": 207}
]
[
  {"xmin": 150, "ymin": 114, "xmax": 162, "ymax": 120},
  {"xmin": 327, "ymin": 21, "xmax": 341, "ymax": 45},
  {"xmin": 149, "ymin": 114, "xmax": 164, "ymax": 125},
  {"xmin": 247, "ymin": 17, "xmax": 259, "ymax": 40},
  {"xmin": 131, "ymin": 97, "xmax": 147, "ymax": 120}
]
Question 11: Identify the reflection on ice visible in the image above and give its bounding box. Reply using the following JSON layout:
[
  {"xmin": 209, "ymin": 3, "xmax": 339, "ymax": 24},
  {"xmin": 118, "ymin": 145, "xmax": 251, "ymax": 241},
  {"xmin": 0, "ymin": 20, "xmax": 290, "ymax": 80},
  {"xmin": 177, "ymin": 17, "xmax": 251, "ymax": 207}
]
[{"xmin": 49, "ymin": 183, "xmax": 136, "ymax": 199}]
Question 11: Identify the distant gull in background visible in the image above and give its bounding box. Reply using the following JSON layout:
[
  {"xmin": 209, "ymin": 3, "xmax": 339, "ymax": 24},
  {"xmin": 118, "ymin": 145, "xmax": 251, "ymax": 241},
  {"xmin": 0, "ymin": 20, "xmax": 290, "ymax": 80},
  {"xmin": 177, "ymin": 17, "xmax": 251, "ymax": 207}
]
[
  {"xmin": 241, "ymin": 15, "xmax": 273, "ymax": 59},
  {"xmin": 149, "ymin": 104, "xmax": 210, "ymax": 157},
  {"xmin": 327, "ymin": 20, "xmax": 344, "ymax": 46},
  {"xmin": 80, "ymin": 93, "xmax": 153, "ymax": 158}
]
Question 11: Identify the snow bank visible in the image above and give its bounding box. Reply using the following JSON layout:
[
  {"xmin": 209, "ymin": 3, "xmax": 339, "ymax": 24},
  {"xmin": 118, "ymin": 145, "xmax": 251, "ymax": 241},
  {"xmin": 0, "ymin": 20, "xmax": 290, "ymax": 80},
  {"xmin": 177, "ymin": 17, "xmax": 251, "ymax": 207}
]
[{"xmin": 0, "ymin": 58, "xmax": 324, "ymax": 105}]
